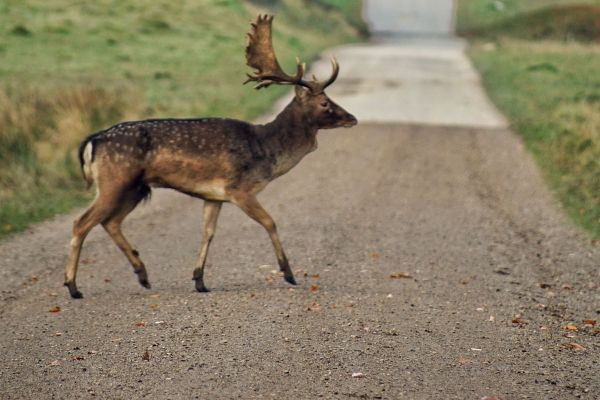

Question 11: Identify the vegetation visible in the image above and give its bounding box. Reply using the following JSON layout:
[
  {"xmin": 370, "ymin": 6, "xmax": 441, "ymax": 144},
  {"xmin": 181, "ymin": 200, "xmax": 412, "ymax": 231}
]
[
  {"xmin": 458, "ymin": 1, "xmax": 600, "ymax": 237},
  {"xmin": 0, "ymin": 0, "xmax": 364, "ymax": 239},
  {"xmin": 456, "ymin": 0, "xmax": 600, "ymax": 34}
]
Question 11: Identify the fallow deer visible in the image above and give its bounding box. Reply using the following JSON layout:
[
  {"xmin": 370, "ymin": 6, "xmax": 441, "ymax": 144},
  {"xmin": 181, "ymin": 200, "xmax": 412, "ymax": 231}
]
[{"xmin": 64, "ymin": 14, "xmax": 357, "ymax": 298}]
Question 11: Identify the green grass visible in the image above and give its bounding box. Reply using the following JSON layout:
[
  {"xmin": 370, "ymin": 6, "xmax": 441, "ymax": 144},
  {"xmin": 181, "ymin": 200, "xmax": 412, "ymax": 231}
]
[
  {"xmin": 459, "ymin": 1, "xmax": 600, "ymax": 238},
  {"xmin": 457, "ymin": 0, "xmax": 600, "ymax": 33},
  {"xmin": 0, "ymin": 0, "xmax": 364, "ymax": 240}
]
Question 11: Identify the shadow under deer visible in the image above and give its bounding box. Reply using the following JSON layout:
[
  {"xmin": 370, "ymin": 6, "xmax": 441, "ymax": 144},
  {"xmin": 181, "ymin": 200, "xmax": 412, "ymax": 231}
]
[{"xmin": 64, "ymin": 14, "xmax": 357, "ymax": 298}]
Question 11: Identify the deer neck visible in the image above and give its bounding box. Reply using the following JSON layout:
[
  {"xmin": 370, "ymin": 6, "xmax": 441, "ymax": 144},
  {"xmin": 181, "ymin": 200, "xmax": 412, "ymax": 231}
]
[{"xmin": 258, "ymin": 99, "xmax": 319, "ymax": 178}]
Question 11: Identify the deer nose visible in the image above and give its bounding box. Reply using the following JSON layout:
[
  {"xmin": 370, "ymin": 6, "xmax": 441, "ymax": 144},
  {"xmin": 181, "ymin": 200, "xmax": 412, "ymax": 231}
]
[{"xmin": 344, "ymin": 114, "xmax": 358, "ymax": 127}]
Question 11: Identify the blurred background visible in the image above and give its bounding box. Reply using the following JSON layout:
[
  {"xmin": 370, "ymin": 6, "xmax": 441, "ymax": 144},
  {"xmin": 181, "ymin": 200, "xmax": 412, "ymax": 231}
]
[{"xmin": 1, "ymin": 0, "xmax": 600, "ymax": 241}]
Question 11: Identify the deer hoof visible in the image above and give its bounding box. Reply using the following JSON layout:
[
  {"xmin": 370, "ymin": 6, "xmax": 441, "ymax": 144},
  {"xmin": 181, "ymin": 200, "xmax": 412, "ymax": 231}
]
[
  {"xmin": 139, "ymin": 278, "xmax": 151, "ymax": 289},
  {"xmin": 284, "ymin": 275, "xmax": 297, "ymax": 285},
  {"xmin": 65, "ymin": 282, "xmax": 83, "ymax": 299},
  {"xmin": 195, "ymin": 280, "xmax": 210, "ymax": 293},
  {"xmin": 136, "ymin": 269, "xmax": 151, "ymax": 289}
]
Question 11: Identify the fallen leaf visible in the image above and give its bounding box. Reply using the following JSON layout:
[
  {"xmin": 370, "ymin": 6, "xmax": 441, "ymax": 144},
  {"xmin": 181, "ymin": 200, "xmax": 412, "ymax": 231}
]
[
  {"xmin": 104, "ymin": 278, "xmax": 111, "ymax": 283},
  {"xmin": 310, "ymin": 273, "xmax": 320, "ymax": 278},
  {"xmin": 134, "ymin": 321, "xmax": 147, "ymax": 327},
  {"xmin": 565, "ymin": 343, "xmax": 585, "ymax": 352},
  {"xmin": 310, "ymin": 284, "xmax": 320, "ymax": 293},
  {"xmin": 539, "ymin": 283, "xmax": 552, "ymax": 289},
  {"xmin": 561, "ymin": 333, "xmax": 576, "ymax": 338},
  {"xmin": 307, "ymin": 302, "xmax": 321, "ymax": 312},
  {"xmin": 565, "ymin": 323, "xmax": 578, "ymax": 331},
  {"xmin": 351, "ymin": 372, "xmax": 364, "ymax": 378},
  {"xmin": 562, "ymin": 283, "xmax": 572, "ymax": 290},
  {"xmin": 512, "ymin": 318, "xmax": 525, "ymax": 327},
  {"xmin": 588, "ymin": 282, "xmax": 597, "ymax": 290},
  {"xmin": 48, "ymin": 306, "xmax": 61, "ymax": 313},
  {"xmin": 592, "ymin": 328, "xmax": 600, "ymax": 335},
  {"xmin": 142, "ymin": 351, "xmax": 150, "ymax": 361},
  {"xmin": 369, "ymin": 252, "xmax": 380, "ymax": 260},
  {"xmin": 50, "ymin": 360, "xmax": 61, "ymax": 367},
  {"xmin": 3, "ymin": 224, "xmax": 12, "ymax": 232},
  {"xmin": 54, "ymin": 332, "xmax": 62, "ymax": 336},
  {"xmin": 390, "ymin": 272, "xmax": 411, "ymax": 279},
  {"xmin": 149, "ymin": 304, "xmax": 159, "ymax": 309},
  {"xmin": 81, "ymin": 257, "xmax": 92, "ymax": 265},
  {"xmin": 480, "ymin": 396, "xmax": 501, "ymax": 400},
  {"xmin": 458, "ymin": 356, "xmax": 474, "ymax": 365},
  {"xmin": 583, "ymin": 319, "xmax": 597, "ymax": 327},
  {"xmin": 70, "ymin": 355, "xmax": 85, "ymax": 361},
  {"xmin": 470, "ymin": 348, "xmax": 482, "ymax": 352}
]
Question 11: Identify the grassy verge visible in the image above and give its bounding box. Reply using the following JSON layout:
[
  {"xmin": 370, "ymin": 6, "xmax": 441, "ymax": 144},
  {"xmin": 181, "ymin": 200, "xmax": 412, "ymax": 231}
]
[
  {"xmin": 458, "ymin": 1, "xmax": 600, "ymax": 237},
  {"xmin": 0, "ymin": 0, "xmax": 365, "ymax": 240}
]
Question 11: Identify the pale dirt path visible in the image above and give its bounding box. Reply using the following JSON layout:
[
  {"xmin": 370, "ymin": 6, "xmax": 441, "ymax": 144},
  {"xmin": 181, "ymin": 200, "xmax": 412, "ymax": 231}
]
[
  {"xmin": 1, "ymin": 1, "xmax": 599, "ymax": 399},
  {"xmin": 1, "ymin": 124, "xmax": 599, "ymax": 399}
]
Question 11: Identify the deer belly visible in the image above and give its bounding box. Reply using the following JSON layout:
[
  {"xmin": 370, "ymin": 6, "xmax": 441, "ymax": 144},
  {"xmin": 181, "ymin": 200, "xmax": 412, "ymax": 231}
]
[
  {"xmin": 148, "ymin": 175, "xmax": 229, "ymax": 201},
  {"xmin": 191, "ymin": 179, "xmax": 228, "ymax": 200}
]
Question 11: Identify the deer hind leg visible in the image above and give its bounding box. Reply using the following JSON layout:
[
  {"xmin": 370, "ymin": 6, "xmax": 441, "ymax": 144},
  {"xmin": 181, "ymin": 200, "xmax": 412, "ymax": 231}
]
[
  {"xmin": 233, "ymin": 194, "xmax": 296, "ymax": 286},
  {"xmin": 102, "ymin": 185, "xmax": 151, "ymax": 290},
  {"xmin": 65, "ymin": 194, "xmax": 121, "ymax": 299},
  {"xmin": 193, "ymin": 200, "xmax": 223, "ymax": 293}
]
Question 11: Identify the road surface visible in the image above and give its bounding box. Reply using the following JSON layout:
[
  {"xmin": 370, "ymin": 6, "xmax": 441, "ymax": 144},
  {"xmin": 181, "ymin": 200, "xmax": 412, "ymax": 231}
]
[{"xmin": 1, "ymin": 2, "xmax": 598, "ymax": 399}]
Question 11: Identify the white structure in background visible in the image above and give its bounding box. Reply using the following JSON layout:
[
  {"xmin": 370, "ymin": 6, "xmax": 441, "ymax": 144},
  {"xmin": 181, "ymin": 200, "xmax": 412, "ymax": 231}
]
[{"xmin": 363, "ymin": 0, "xmax": 456, "ymax": 35}]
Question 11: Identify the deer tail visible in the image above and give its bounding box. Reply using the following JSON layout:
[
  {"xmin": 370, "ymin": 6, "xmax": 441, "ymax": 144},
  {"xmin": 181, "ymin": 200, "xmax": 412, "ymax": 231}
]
[{"xmin": 78, "ymin": 134, "xmax": 99, "ymax": 188}]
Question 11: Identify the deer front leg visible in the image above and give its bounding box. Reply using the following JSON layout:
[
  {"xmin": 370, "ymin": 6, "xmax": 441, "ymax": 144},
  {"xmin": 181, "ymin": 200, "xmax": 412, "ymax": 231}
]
[
  {"xmin": 233, "ymin": 195, "xmax": 296, "ymax": 286},
  {"xmin": 193, "ymin": 200, "xmax": 223, "ymax": 292}
]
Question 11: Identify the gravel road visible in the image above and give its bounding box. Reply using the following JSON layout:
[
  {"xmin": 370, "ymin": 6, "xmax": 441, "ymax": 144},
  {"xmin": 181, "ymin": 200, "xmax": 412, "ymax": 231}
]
[{"xmin": 1, "ymin": 2, "xmax": 599, "ymax": 399}]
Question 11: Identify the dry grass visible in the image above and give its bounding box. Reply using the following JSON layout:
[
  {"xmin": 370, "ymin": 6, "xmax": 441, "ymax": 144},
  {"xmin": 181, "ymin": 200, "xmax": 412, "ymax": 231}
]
[{"xmin": 0, "ymin": 85, "xmax": 141, "ymax": 194}]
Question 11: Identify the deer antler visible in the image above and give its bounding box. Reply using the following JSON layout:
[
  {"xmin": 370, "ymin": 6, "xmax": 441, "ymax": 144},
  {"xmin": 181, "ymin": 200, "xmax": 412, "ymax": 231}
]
[
  {"xmin": 244, "ymin": 14, "xmax": 340, "ymax": 93},
  {"xmin": 307, "ymin": 57, "xmax": 339, "ymax": 93},
  {"xmin": 244, "ymin": 14, "xmax": 307, "ymax": 90}
]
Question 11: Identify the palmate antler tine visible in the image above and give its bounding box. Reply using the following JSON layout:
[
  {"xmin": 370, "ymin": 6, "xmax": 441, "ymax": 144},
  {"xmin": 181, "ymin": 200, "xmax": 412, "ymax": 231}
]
[{"xmin": 244, "ymin": 14, "xmax": 309, "ymax": 90}]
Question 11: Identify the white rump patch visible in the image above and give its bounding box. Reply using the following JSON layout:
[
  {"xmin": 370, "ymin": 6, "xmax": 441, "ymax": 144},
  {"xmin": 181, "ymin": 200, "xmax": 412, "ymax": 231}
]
[{"xmin": 82, "ymin": 141, "xmax": 94, "ymax": 183}]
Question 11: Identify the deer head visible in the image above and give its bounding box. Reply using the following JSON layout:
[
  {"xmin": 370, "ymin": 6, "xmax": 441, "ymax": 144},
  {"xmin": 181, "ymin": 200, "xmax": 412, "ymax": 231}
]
[{"xmin": 245, "ymin": 15, "xmax": 357, "ymax": 130}]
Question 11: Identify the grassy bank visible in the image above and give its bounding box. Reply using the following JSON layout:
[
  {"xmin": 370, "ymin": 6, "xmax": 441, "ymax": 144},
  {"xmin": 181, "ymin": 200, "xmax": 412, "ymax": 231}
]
[
  {"xmin": 458, "ymin": 1, "xmax": 600, "ymax": 238},
  {"xmin": 0, "ymin": 0, "xmax": 365, "ymax": 239}
]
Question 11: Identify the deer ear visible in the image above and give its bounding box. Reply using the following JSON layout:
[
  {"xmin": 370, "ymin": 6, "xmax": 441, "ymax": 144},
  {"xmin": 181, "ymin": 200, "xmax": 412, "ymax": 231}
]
[{"xmin": 294, "ymin": 85, "xmax": 310, "ymax": 101}]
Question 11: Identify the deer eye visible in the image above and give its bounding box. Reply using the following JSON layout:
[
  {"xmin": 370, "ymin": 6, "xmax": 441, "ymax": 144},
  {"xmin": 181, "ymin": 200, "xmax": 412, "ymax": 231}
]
[{"xmin": 320, "ymin": 101, "xmax": 329, "ymax": 108}]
